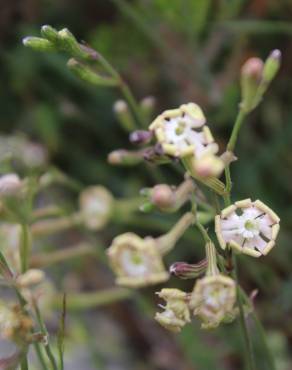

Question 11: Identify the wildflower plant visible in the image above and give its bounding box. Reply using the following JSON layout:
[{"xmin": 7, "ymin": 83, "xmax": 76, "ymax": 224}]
[{"xmin": 0, "ymin": 23, "xmax": 281, "ymax": 370}]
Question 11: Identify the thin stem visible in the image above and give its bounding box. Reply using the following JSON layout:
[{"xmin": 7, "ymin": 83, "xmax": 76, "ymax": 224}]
[
  {"xmin": 233, "ymin": 257, "xmax": 256, "ymax": 370},
  {"xmin": 34, "ymin": 342, "xmax": 49, "ymax": 370},
  {"xmin": 34, "ymin": 302, "xmax": 58, "ymax": 370},
  {"xmin": 95, "ymin": 53, "xmax": 145, "ymax": 127},
  {"xmin": 20, "ymin": 224, "xmax": 31, "ymax": 273},
  {"xmin": 156, "ymin": 212, "xmax": 195, "ymax": 255},
  {"xmin": 53, "ymin": 288, "xmax": 132, "ymax": 311},
  {"xmin": 239, "ymin": 288, "xmax": 276, "ymax": 370},
  {"xmin": 227, "ymin": 108, "xmax": 246, "ymax": 152},
  {"xmin": 20, "ymin": 354, "xmax": 29, "ymax": 370}
]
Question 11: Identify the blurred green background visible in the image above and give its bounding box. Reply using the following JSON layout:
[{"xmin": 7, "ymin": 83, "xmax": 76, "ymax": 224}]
[{"xmin": 1, "ymin": 0, "xmax": 292, "ymax": 369}]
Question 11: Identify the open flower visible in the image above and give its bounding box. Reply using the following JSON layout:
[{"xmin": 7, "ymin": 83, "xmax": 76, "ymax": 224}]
[
  {"xmin": 155, "ymin": 288, "xmax": 190, "ymax": 332},
  {"xmin": 107, "ymin": 233, "xmax": 169, "ymax": 287},
  {"xmin": 79, "ymin": 186, "xmax": 114, "ymax": 230},
  {"xmin": 190, "ymin": 275, "xmax": 236, "ymax": 329},
  {"xmin": 215, "ymin": 199, "xmax": 280, "ymax": 257},
  {"xmin": 149, "ymin": 103, "xmax": 218, "ymax": 159}
]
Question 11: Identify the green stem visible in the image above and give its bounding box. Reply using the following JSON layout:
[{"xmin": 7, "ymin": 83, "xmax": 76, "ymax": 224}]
[
  {"xmin": 239, "ymin": 288, "xmax": 276, "ymax": 370},
  {"xmin": 233, "ymin": 257, "xmax": 256, "ymax": 370},
  {"xmin": 227, "ymin": 108, "xmax": 246, "ymax": 152},
  {"xmin": 20, "ymin": 224, "xmax": 31, "ymax": 273},
  {"xmin": 20, "ymin": 354, "xmax": 29, "ymax": 370},
  {"xmin": 95, "ymin": 53, "xmax": 145, "ymax": 127},
  {"xmin": 53, "ymin": 288, "xmax": 132, "ymax": 311},
  {"xmin": 34, "ymin": 303, "xmax": 58, "ymax": 370}
]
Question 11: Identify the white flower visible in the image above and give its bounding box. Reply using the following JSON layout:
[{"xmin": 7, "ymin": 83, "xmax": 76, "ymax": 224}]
[
  {"xmin": 79, "ymin": 186, "xmax": 114, "ymax": 230},
  {"xmin": 215, "ymin": 199, "xmax": 280, "ymax": 257},
  {"xmin": 149, "ymin": 103, "xmax": 218, "ymax": 158},
  {"xmin": 190, "ymin": 275, "xmax": 236, "ymax": 329},
  {"xmin": 107, "ymin": 233, "xmax": 169, "ymax": 287}
]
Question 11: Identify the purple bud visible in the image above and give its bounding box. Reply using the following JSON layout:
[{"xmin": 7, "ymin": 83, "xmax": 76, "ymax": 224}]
[
  {"xmin": 129, "ymin": 130, "xmax": 153, "ymax": 145},
  {"xmin": 170, "ymin": 260, "xmax": 207, "ymax": 279}
]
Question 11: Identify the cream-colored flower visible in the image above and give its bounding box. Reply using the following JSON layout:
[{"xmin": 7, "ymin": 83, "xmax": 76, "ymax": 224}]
[
  {"xmin": 215, "ymin": 199, "xmax": 280, "ymax": 257},
  {"xmin": 149, "ymin": 103, "xmax": 218, "ymax": 158},
  {"xmin": 79, "ymin": 186, "xmax": 114, "ymax": 230},
  {"xmin": 0, "ymin": 302, "xmax": 33, "ymax": 343},
  {"xmin": 107, "ymin": 233, "xmax": 169, "ymax": 287},
  {"xmin": 155, "ymin": 288, "xmax": 190, "ymax": 332},
  {"xmin": 190, "ymin": 275, "xmax": 236, "ymax": 329}
]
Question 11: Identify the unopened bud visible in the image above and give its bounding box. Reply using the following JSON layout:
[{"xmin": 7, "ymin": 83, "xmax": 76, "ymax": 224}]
[
  {"xmin": 140, "ymin": 96, "xmax": 156, "ymax": 122},
  {"xmin": 41, "ymin": 25, "xmax": 59, "ymax": 43},
  {"xmin": 58, "ymin": 28, "xmax": 88, "ymax": 58},
  {"xmin": 151, "ymin": 184, "xmax": 175, "ymax": 210},
  {"xmin": 17, "ymin": 269, "xmax": 45, "ymax": 287},
  {"xmin": 170, "ymin": 261, "xmax": 207, "ymax": 279},
  {"xmin": 108, "ymin": 149, "xmax": 143, "ymax": 166},
  {"xmin": 262, "ymin": 49, "xmax": 281, "ymax": 84},
  {"xmin": 193, "ymin": 155, "xmax": 224, "ymax": 178},
  {"xmin": 241, "ymin": 57, "xmax": 264, "ymax": 112},
  {"xmin": 68, "ymin": 58, "xmax": 117, "ymax": 87},
  {"xmin": 113, "ymin": 100, "xmax": 135, "ymax": 132},
  {"xmin": 22, "ymin": 37, "xmax": 55, "ymax": 52},
  {"xmin": 0, "ymin": 174, "xmax": 22, "ymax": 196},
  {"xmin": 129, "ymin": 130, "xmax": 153, "ymax": 145}
]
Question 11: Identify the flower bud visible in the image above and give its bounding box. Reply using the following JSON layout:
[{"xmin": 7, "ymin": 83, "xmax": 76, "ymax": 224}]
[
  {"xmin": 58, "ymin": 28, "xmax": 88, "ymax": 58},
  {"xmin": 22, "ymin": 37, "xmax": 55, "ymax": 52},
  {"xmin": 129, "ymin": 130, "xmax": 153, "ymax": 145},
  {"xmin": 155, "ymin": 288, "xmax": 190, "ymax": 332},
  {"xmin": 170, "ymin": 260, "xmax": 207, "ymax": 279},
  {"xmin": 79, "ymin": 186, "xmax": 114, "ymax": 230},
  {"xmin": 68, "ymin": 58, "xmax": 118, "ymax": 87},
  {"xmin": 0, "ymin": 174, "xmax": 22, "ymax": 197},
  {"xmin": 140, "ymin": 96, "xmax": 156, "ymax": 122},
  {"xmin": 40, "ymin": 25, "xmax": 59, "ymax": 43},
  {"xmin": 113, "ymin": 100, "xmax": 135, "ymax": 132},
  {"xmin": 151, "ymin": 184, "xmax": 175, "ymax": 210},
  {"xmin": 241, "ymin": 57, "xmax": 264, "ymax": 112},
  {"xmin": 192, "ymin": 154, "xmax": 224, "ymax": 178},
  {"xmin": 16, "ymin": 269, "xmax": 45, "ymax": 287},
  {"xmin": 108, "ymin": 149, "xmax": 143, "ymax": 166},
  {"xmin": 262, "ymin": 49, "xmax": 281, "ymax": 84}
]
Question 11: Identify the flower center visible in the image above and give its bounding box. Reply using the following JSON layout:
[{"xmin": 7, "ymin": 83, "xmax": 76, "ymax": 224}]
[
  {"xmin": 175, "ymin": 120, "xmax": 186, "ymax": 135},
  {"xmin": 130, "ymin": 251, "xmax": 143, "ymax": 265},
  {"xmin": 244, "ymin": 220, "xmax": 257, "ymax": 231}
]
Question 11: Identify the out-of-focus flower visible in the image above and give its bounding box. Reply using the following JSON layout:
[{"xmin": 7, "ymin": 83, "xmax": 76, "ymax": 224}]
[
  {"xmin": 215, "ymin": 199, "xmax": 280, "ymax": 257},
  {"xmin": 0, "ymin": 303, "xmax": 33, "ymax": 344},
  {"xmin": 0, "ymin": 174, "xmax": 22, "ymax": 197},
  {"xmin": 149, "ymin": 103, "xmax": 218, "ymax": 159},
  {"xmin": 155, "ymin": 288, "xmax": 190, "ymax": 332},
  {"xmin": 107, "ymin": 233, "xmax": 169, "ymax": 287},
  {"xmin": 190, "ymin": 275, "xmax": 236, "ymax": 329},
  {"xmin": 79, "ymin": 186, "xmax": 114, "ymax": 230},
  {"xmin": 16, "ymin": 269, "xmax": 45, "ymax": 288}
]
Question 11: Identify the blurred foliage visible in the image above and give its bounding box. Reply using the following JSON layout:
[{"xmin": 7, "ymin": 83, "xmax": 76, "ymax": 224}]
[{"xmin": 1, "ymin": 0, "xmax": 292, "ymax": 369}]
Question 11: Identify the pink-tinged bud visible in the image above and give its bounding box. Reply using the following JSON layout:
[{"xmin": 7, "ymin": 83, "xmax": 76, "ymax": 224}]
[
  {"xmin": 113, "ymin": 100, "xmax": 135, "ymax": 132},
  {"xmin": 262, "ymin": 49, "xmax": 281, "ymax": 83},
  {"xmin": 129, "ymin": 130, "xmax": 153, "ymax": 145},
  {"xmin": 193, "ymin": 155, "xmax": 224, "ymax": 178},
  {"xmin": 108, "ymin": 149, "xmax": 143, "ymax": 166},
  {"xmin": 0, "ymin": 174, "xmax": 22, "ymax": 196},
  {"xmin": 151, "ymin": 184, "xmax": 175, "ymax": 210},
  {"xmin": 241, "ymin": 57, "xmax": 264, "ymax": 82},
  {"xmin": 241, "ymin": 57, "xmax": 264, "ymax": 112},
  {"xmin": 170, "ymin": 261, "xmax": 207, "ymax": 279}
]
